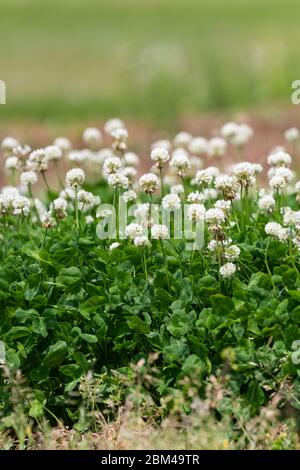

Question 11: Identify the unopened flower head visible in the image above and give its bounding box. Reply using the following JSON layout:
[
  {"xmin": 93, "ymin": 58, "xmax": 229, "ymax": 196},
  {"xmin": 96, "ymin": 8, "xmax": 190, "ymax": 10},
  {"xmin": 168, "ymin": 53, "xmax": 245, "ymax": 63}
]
[
  {"xmin": 139, "ymin": 172, "xmax": 159, "ymax": 193},
  {"xmin": 151, "ymin": 224, "xmax": 169, "ymax": 239},
  {"xmin": 65, "ymin": 168, "xmax": 85, "ymax": 187}
]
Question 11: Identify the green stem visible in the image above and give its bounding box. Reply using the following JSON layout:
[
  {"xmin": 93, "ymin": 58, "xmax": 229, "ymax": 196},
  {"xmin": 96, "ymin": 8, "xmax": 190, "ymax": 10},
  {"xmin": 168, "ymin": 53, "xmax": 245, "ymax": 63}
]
[
  {"xmin": 159, "ymin": 166, "xmax": 165, "ymax": 198},
  {"xmin": 160, "ymin": 239, "xmax": 170, "ymax": 292}
]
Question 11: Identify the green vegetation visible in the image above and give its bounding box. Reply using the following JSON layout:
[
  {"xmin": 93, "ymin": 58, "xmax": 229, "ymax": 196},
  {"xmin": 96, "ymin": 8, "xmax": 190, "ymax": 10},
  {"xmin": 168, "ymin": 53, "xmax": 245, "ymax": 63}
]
[{"xmin": 0, "ymin": 0, "xmax": 299, "ymax": 126}]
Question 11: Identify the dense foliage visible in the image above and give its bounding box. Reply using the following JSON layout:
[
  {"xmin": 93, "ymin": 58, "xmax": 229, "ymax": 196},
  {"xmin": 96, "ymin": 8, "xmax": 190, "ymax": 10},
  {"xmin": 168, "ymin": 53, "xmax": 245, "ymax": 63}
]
[{"xmin": 1, "ymin": 122, "xmax": 300, "ymax": 429}]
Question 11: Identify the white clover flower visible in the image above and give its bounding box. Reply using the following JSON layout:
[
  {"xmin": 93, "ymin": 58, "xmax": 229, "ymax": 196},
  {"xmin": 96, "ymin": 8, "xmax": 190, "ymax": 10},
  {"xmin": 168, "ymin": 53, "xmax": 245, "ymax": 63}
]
[
  {"xmin": 215, "ymin": 199, "xmax": 231, "ymax": 211},
  {"xmin": 295, "ymin": 181, "xmax": 300, "ymax": 192},
  {"xmin": 53, "ymin": 137, "xmax": 72, "ymax": 153},
  {"xmin": 12, "ymin": 195, "xmax": 30, "ymax": 216},
  {"xmin": 265, "ymin": 222, "xmax": 288, "ymax": 241},
  {"xmin": 125, "ymin": 223, "xmax": 144, "ymax": 239},
  {"xmin": 109, "ymin": 241, "xmax": 121, "ymax": 251},
  {"xmin": 68, "ymin": 149, "xmax": 90, "ymax": 163},
  {"xmin": 139, "ymin": 172, "xmax": 159, "ymax": 193},
  {"xmin": 232, "ymin": 162, "xmax": 256, "ymax": 187},
  {"xmin": 231, "ymin": 124, "xmax": 253, "ymax": 147},
  {"xmin": 28, "ymin": 148, "xmax": 48, "ymax": 172},
  {"xmin": 45, "ymin": 145, "xmax": 63, "ymax": 161},
  {"xmin": 170, "ymin": 149, "xmax": 190, "ymax": 176},
  {"xmin": 107, "ymin": 172, "xmax": 129, "ymax": 189},
  {"xmin": 269, "ymin": 175, "xmax": 287, "ymax": 190},
  {"xmin": 65, "ymin": 168, "xmax": 85, "ymax": 187},
  {"xmin": 274, "ymin": 166, "xmax": 294, "ymax": 183},
  {"xmin": 134, "ymin": 203, "xmax": 150, "ymax": 222},
  {"xmin": 267, "ymin": 150, "xmax": 292, "ymax": 167},
  {"xmin": 60, "ymin": 187, "xmax": 76, "ymax": 200},
  {"xmin": 103, "ymin": 156, "xmax": 122, "ymax": 175},
  {"xmin": 151, "ymin": 147, "xmax": 170, "ymax": 167},
  {"xmin": 151, "ymin": 139, "xmax": 172, "ymax": 152},
  {"xmin": 195, "ymin": 167, "xmax": 219, "ymax": 186},
  {"xmin": 104, "ymin": 118, "xmax": 125, "ymax": 135},
  {"xmin": 220, "ymin": 262, "xmax": 236, "ymax": 278},
  {"xmin": 5, "ymin": 156, "xmax": 19, "ymax": 171},
  {"xmin": 162, "ymin": 193, "xmax": 181, "ymax": 211},
  {"xmin": 188, "ymin": 137, "xmax": 207, "ymax": 155},
  {"xmin": 42, "ymin": 211, "xmax": 56, "ymax": 228},
  {"xmin": 77, "ymin": 190, "xmax": 95, "ymax": 206},
  {"xmin": 121, "ymin": 166, "xmax": 137, "ymax": 179},
  {"xmin": 208, "ymin": 239, "xmax": 218, "ymax": 251},
  {"xmin": 151, "ymin": 224, "xmax": 169, "ymax": 239},
  {"xmin": 173, "ymin": 131, "xmax": 193, "ymax": 149},
  {"xmin": 1, "ymin": 137, "xmax": 19, "ymax": 154},
  {"xmin": 283, "ymin": 207, "xmax": 300, "ymax": 227},
  {"xmin": 122, "ymin": 189, "xmax": 137, "ymax": 203},
  {"xmin": 96, "ymin": 208, "xmax": 112, "ymax": 220},
  {"xmin": 20, "ymin": 170, "xmax": 38, "ymax": 186},
  {"xmin": 187, "ymin": 191, "xmax": 205, "ymax": 204},
  {"xmin": 50, "ymin": 197, "xmax": 68, "ymax": 218},
  {"xmin": 187, "ymin": 203, "xmax": 206, "ymax": 222},
  {"xmin": 82, "ymin": 127, "xmax": 102, "ymax": 149},
  {"xmin": 205, "ymin": 208, "xmax": 225, "ymax": 225},
  {"xmin": 207, "ymin": 137, "xmax": 227, "ymax": 157},
  {"xmin": 203, "ymin": 188, "xmax": 218, "ymax": 200},
  {"xmin": 14, "ymin": 144, "xmax": 31, "ymax": 160},
  {"xmin": 1, "ymin": 186, "xmax": 20, "ymax": 211},
  {"xmin": 124, "ymin": 152, "xmax": 140, "ymax": 167},
  {"xmin": 85, "ymin": 215, "xmax": 94, "ymax": 224},
  {"xmin": 252, "ymin": 163, "xmax": 263, "ymax": 174},
  {"xmin": 111, "ymin": 127, "xmax": 128, "ymax": 142},
  {"xmin": 225, "ymin": 245, "xmax": 240, "ymax": 261},
  {"xmin": 284, "ymin": 128, "xmax": 300, "ymax": 143},
  {"xmin": 171, "ymin": 184, "xmax": 184, "ymax": 195},
  {"xmin": 134, "ymin": 235, "xmax": 150, "ymax": 247},
  {"xmin": 221, "ymin": 122, "xmax": 239, "ymax": 140},
  {"xmin": 215, "ymin": 175, "xmax": 239, "ymax": 200},
  {"xmin": 258, "ymin": 194, "xmax": 275, "ymax": 212},
  {"xmin": 189, "ymin": 156, "xmax": 204, "ymax": 171}
]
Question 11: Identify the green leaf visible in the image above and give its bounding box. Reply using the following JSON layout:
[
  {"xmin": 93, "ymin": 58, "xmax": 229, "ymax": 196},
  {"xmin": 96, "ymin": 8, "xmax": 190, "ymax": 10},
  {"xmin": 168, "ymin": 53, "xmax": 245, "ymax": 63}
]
[
  {"xmin": 44, "ymin": 341, "xmax": 68, "ymax": 367},
  {"xmin": 210, "ymin": 294, "xmax": 234, "ymax": 316},
  {"xmin": 127, "ymin": 316, "xmax": 150, "ymax": 334},
  {"xmin": 167, "ymin": 310, "xmax": 189, "ymax": 337},
  {"xmin": 56, "ymin": 267, "xmax": 82, "ymax": 288},
  {"xmin": 29, "ymin": 399, "xmax": 45, "ymax": 419},
  {"xmin": 79, "ymin": 333, "xmax": 98, "ymax": 343}
]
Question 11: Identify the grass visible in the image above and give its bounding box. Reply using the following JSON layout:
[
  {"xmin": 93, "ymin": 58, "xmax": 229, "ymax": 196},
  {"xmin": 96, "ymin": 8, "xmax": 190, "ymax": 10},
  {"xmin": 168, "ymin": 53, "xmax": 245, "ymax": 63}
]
[{"xmin": 0, "ymin": 0, "xmax": 300, "ymax": 127}]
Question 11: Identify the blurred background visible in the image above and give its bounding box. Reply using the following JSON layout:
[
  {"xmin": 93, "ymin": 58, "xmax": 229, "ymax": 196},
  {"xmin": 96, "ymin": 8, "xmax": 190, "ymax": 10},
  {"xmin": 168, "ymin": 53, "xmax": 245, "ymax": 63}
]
[{"xmin": 0, "ymin": 0, "xmax": 300, "ymax": 137}]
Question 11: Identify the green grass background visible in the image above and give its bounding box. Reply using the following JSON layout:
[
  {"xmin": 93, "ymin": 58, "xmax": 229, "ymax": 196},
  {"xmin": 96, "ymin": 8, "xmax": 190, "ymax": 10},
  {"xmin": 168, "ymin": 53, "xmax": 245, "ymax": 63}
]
[{"xmin": 0, "ymin": 0, "xmax": 299, "ymax": 126}]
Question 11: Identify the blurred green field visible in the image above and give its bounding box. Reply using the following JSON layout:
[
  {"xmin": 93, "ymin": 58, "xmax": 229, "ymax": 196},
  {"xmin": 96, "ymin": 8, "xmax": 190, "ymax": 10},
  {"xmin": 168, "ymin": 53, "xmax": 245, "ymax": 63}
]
[{"xmin": 0, "ymin": 0, "xmax": 300, "ymax": 127}]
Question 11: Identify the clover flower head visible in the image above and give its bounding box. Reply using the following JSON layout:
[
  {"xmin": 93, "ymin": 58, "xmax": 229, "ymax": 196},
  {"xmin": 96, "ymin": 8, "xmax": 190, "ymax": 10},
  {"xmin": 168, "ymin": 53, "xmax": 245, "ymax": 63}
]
[
  {"xmin": 139, "ymin": 172, "xmax": 159, "ymax": 193},
  {"xmin": 125, "ymin": 223, "xmax": 144, "ymax": 239},
  {"xmin": 205, "ymin": 208, "xmax": 225, "ymax": 225},
  {"xmin": 104, "ymin": 118, "xmax": 125, "ymax": 136},
  {"xmin": 215, "ymin": 175, "xmax": 239, "ymax": 200},
  {"xmin": 29, "ymin": 148, "xmax": 48, "ymax": 172},
  {"xmin": 173, "ymin": 131, "xmax": 193, "ymax": 149},
  {"xmin": 96, "ymin": 208, "xmax": 112, "ymax": 220},
  {"xmin": 267, "ymin": 150, "xmax": 292, "ymax": 168},
  {"xmin": 1, "ymin": 136, "xmax": 19, "ymax": 154},
  {"xmin": 225, "ymin": 245, "xmax": 240, "ymax": 261},
  {"xmin": 188, "ymin": 137, "xmax": 207, "ymax": 156},
  {"xmin": 265, "ymin": 222, "xmax": 288, "ymax": 241},
  {"xmin": 258, "ymin": 194, "xmax": 275, "ymax": 212},
  {"xmin": 151, "ymin": 224, "xmax": 169, "ymax": 239},
  {"xmin": 170, "ymin": 149, "xmax": 190, "ymax": 176},
  {"xmin": 134, "ymin": 235, "xmax": 150, "ymax": 247},
  {"xmin": 12, "ymin": 195, "xmax": 30, "ymax": 216},
  {"xmin": 103, "ymin": 156, "xmax": 122, "ymax": 175},
  {"xmin": 45, "ymin": 145, "xmax": 63, "ymax": 161},
  {"xmin": 220, "ymin": 262, "xmax": 236, "ymax": 278},
  {"xmin": 20, "ymin": 170, "xmax": 38, "ymax": 186},
  {"xmin": 122, "ymin": 189, "xmax": 137, "ymax": 203},
  {"xmin": 207, "ymin": 137, "xmax": 227, "ymax": 157},
  {"xmin": 82, "ymin": 127, "xmax": 102, "ymax": 149},
  {"xmin": 215, "ymin": 199, "xmax": 231, "ymax": 211},
  {"xmin": 65, "ymin": 168, "xmax": 85, "ymax": 187},
  {"xmin": 53, "ymin": 137, "xmax": 72, "ymax": 153},
  {"xmin": 151, "ymin": 147, "xmax": 170, "ymax": 167},
  {"xmin": 151, "ymin": 139, "xmax": 172, "ymax": 152},
  {"xmin": 162, "ymin": 193, "xmax": 181, "ymax": 211},
  {"xmin": 5, "ymin": 156, "xmax": 19, "ymax": 171},
  {"xmin": 124, "ymin": 152, "xmax": 140, "ymax": 167},
  {"xmin": 187, "ymin": 191, "xmax": 205, "ymax": 204},
  {"xmin": 171, "ymin": 184, "xmax": 184, "ymax": 195},
  {"xmin": 187, "ymin": 203, "xmax": 206, "ymax": 222},
  {"xmin": 77, "ymin": 190, "xmax": 95, "ymax": 206},
  {"xmin": 107, "ymin": 172, "xmax": 129, "ymax": 189},
  {"xmin": 284, "ymin": 127, "xmax": 300, "ymax": 143}
]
